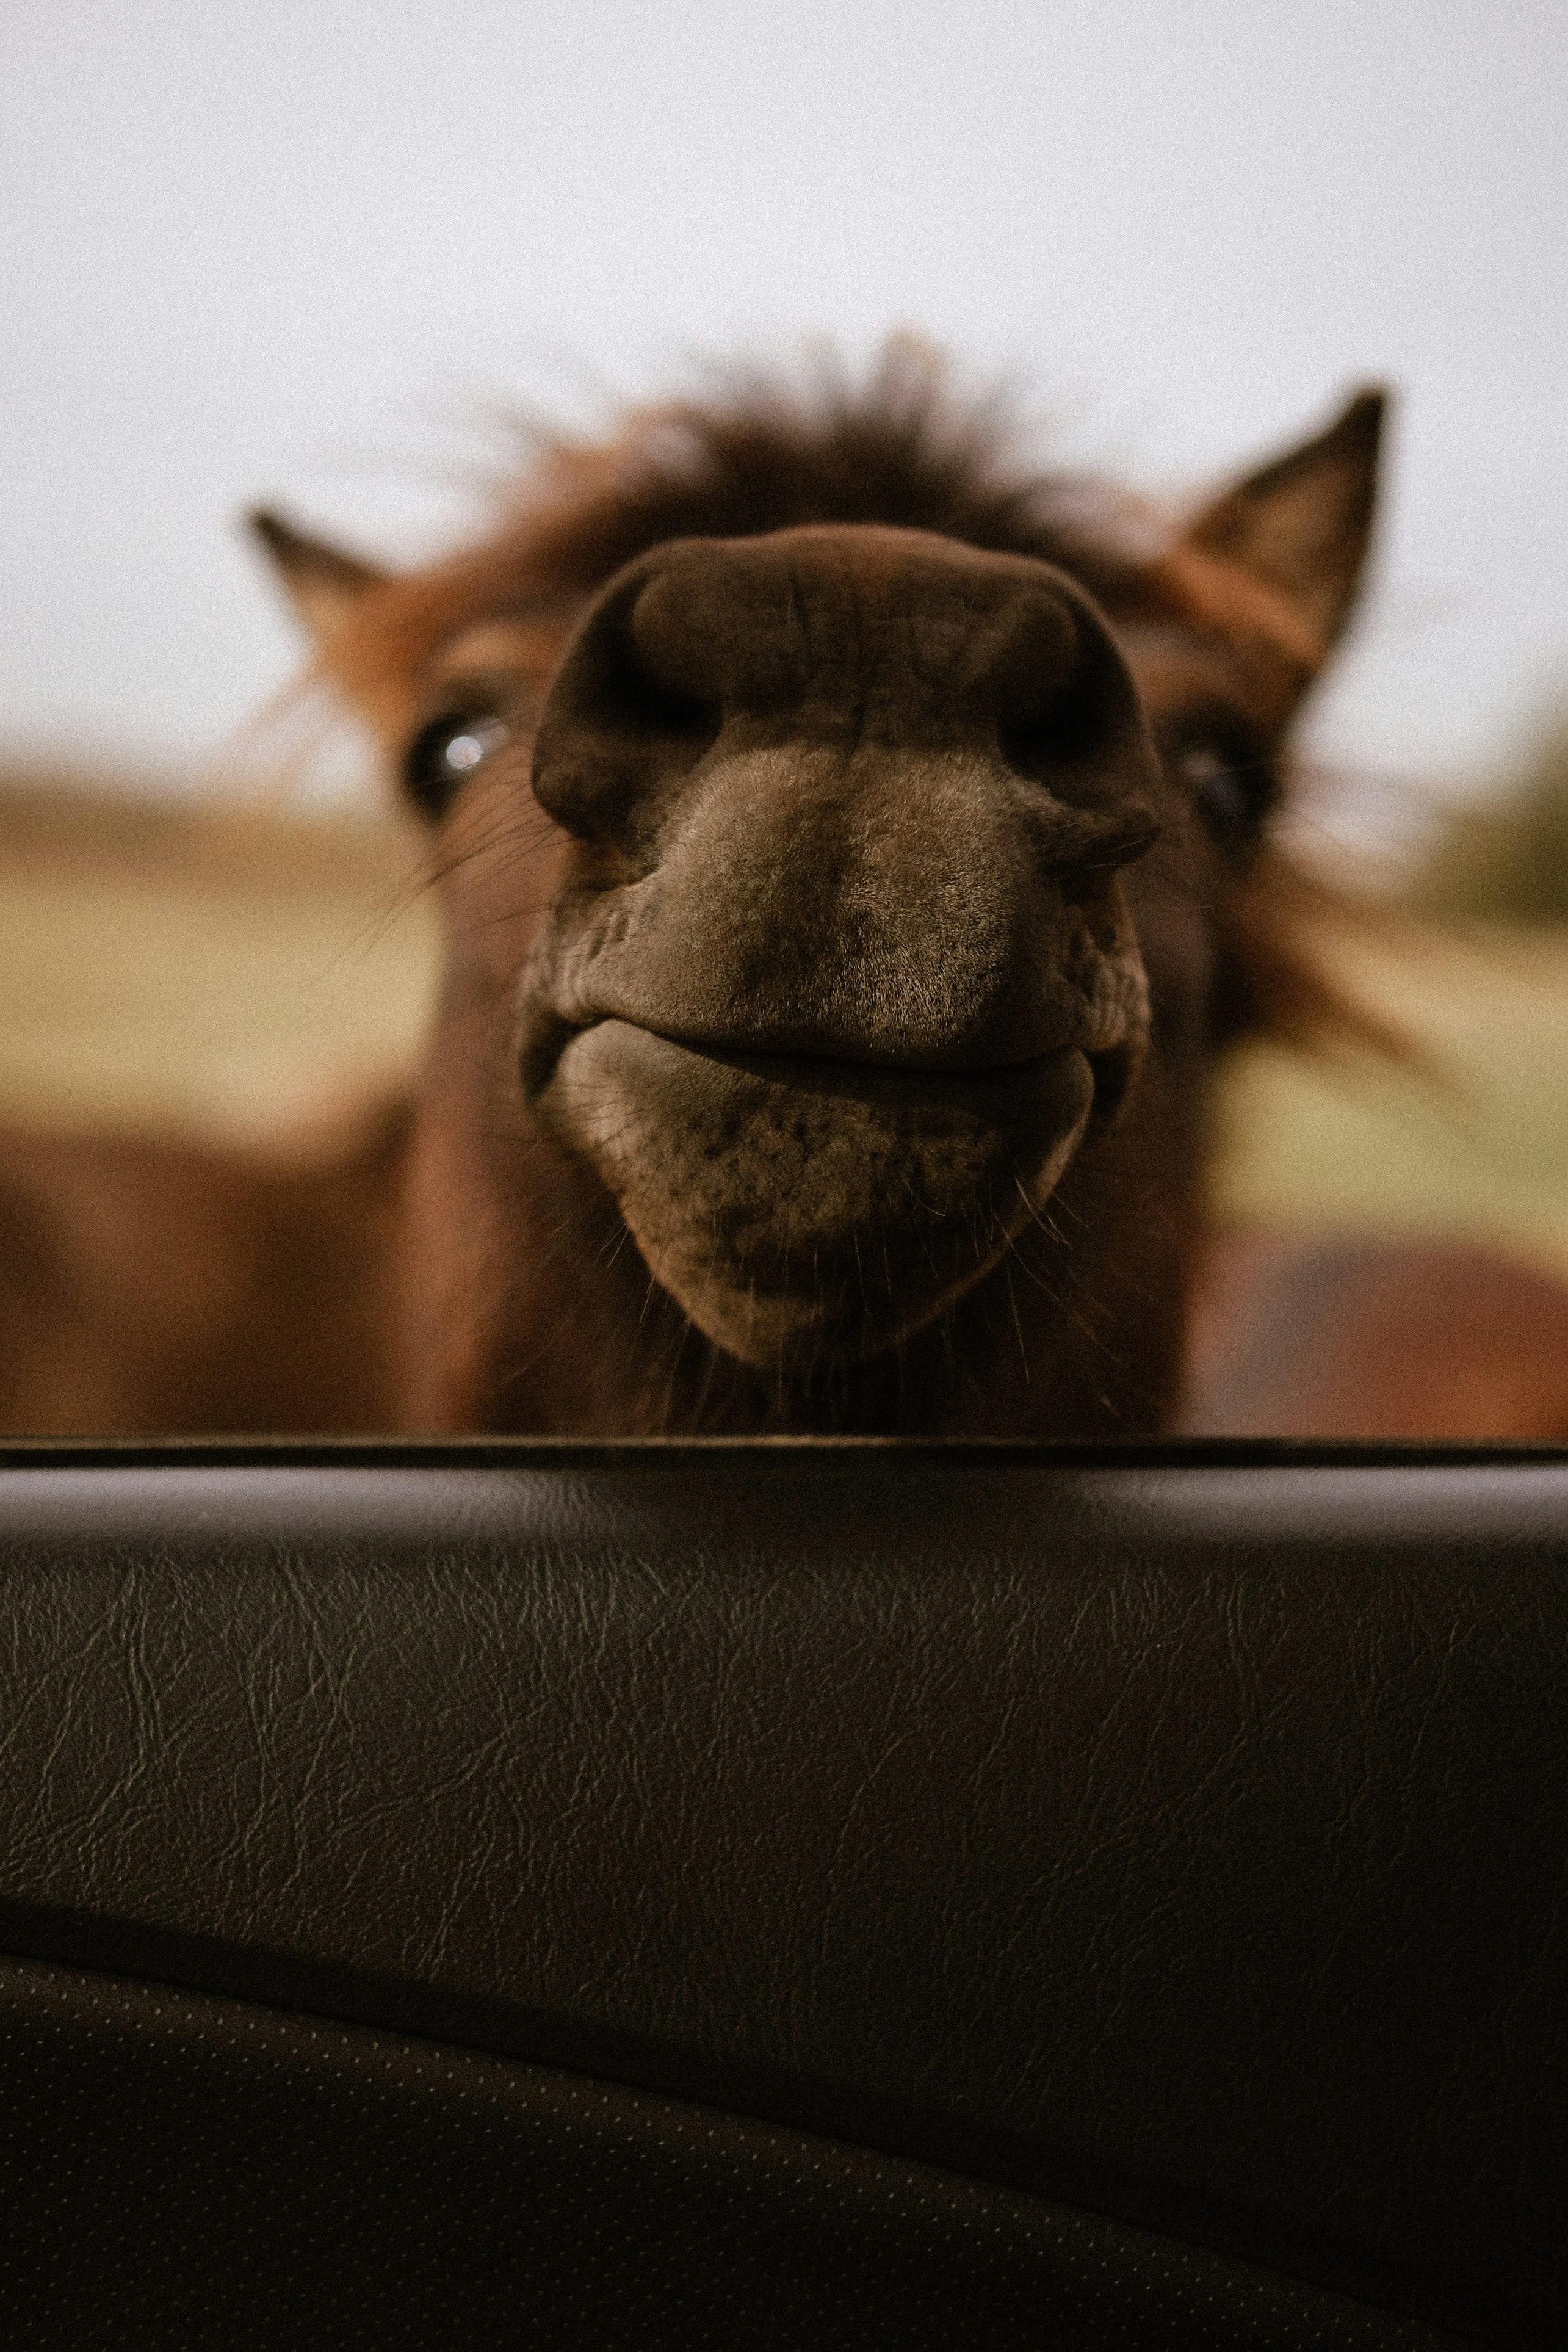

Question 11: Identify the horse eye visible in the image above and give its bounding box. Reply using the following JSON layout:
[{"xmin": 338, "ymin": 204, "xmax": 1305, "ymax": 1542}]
[
  {"xmin": 403, "ymin": 711, "xmax": 511, "ymax": 818},
  {"xmin": 1177, "ymin": 742, "xmax": 1272, "ymax": 844}
]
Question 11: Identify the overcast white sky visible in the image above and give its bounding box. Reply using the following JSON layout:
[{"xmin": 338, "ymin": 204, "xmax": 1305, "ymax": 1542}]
[{"xmin": 2, "ymin": 0, "xmax": 1566, "ymax": 833}]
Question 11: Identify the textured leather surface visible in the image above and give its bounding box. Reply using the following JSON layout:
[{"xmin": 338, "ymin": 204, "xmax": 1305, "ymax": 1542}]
[
  {"xmin": 0, "ymin": 1951, "xmax": 1463, "ymax": 2351},
  {"xmin": 1, "ymin": 1444, "xmax": 1564, "ymax": 2343}
]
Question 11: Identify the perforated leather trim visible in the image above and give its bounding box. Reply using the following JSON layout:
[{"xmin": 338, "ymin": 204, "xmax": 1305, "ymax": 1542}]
[{"xmin": 0, "ymin": 1955, "xmax": 1466, "ymax": 2351}]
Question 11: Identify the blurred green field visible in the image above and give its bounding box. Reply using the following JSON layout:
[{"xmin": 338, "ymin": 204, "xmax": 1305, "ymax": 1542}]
[
  {"xmin": 1213, "ymin": 708, "xmax": 1568, "ymax": 1282},
  {"xmin": 2, "ymin": 776, "xmax": 1567, "ymax": 1282},
  {"xmin": 1210, "ymin": 924, "xmax": 1568, "ymax": 1283},
  {"xmin": 0, "ymin": 778, "xmax": 438, "ymax": 1156}
]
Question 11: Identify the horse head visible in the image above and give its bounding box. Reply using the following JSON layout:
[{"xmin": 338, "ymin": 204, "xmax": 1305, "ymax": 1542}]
[{"xmin": 254, "ymin": 356, "xmax": 1382, "ymax": 1432}]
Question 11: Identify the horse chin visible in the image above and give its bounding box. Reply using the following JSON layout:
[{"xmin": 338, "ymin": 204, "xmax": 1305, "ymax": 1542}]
[{"xmin": 533, "ymin": 1018, "xmax": 1098, "ymax": 1370}]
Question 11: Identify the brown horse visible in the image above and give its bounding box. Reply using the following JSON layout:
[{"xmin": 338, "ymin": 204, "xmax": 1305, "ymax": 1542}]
[{"xmin": 1, "ymin": 347, "xmax": 1398, "ymax": 1435}]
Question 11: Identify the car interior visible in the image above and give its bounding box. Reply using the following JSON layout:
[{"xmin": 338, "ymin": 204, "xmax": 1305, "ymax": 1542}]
[{"xmin": 2, "ymin": 1435, "xmax": 1563, "ymax": 2347}]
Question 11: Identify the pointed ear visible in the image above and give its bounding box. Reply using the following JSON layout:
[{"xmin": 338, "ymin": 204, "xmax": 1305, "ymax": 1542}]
[
  {"xmin": 247, "ymin": 508, "xmax": 388, "ymax": 645},
  {"xmin": 1184, "ymin": 388, "xmax": 1387, "ymax": 653}
]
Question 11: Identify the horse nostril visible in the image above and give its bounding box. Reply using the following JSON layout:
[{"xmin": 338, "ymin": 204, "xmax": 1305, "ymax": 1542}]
[
  {"xmin": 998, "ymin": 674, "xmax": 1104, "ymax": 783},
  {"xmin": 1050, "ymin": 806, "xmax": 1162, "ymax": 908},
  {"xmin": 621, "ymin": 587, "xmax": 721, "ymax": 740},
  {"xmin": 1079, "ymin": 809, "xmax": 1162, "ymax": 870},
  {"xmin": 1085, "ymin": 1041, "xmax": 1139, "ymax": 1126},
  {"xmin": 532, "ymin": 557, "xmax": 722, "ymax": 839},
  {"xmin": 993, "ymin": 587, "xmax": 1163, "ymax": 868}
]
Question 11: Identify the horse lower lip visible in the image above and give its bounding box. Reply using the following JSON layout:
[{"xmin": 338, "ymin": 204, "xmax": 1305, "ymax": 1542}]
[{"xmin": 535, "ymin": 1019, "xmax": 1100, "ymax": 1367}]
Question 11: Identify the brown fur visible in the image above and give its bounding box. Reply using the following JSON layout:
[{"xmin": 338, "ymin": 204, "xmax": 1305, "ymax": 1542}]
[
  {"xmin": 2, "ymin": 345, "xmax": 1401, "ymax": 1435},
  {"xmin": 1187, "ymin": 1236, "xmax": 1568, "ymax": 1439},
  {"xmin": 0, "ymin": 1113, "xmax": 406, "ymax": 1433}
]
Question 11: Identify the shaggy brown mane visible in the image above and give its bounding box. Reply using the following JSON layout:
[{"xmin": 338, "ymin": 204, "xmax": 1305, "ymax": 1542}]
[
  {"xmin": 503, "ymin": 342, "xmax": 1146, "ymax": 599},
  {"xmin": 331, "ymin": 340, "xmax": 1149, "ymax": 700},
  {"xmin": 1209, "ymin": 848, "xmax": 1401, "ymax": 1062}
]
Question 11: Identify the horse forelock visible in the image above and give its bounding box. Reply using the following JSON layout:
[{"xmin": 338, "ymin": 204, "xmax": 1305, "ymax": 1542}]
[{"xmin": 324, "ymin": 349, "xmax": 1152, "ymax": 703}]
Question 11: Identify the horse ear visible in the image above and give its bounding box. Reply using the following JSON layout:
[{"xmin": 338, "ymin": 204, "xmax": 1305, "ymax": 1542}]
[
  {"xmin": 1183, "ymin": 388, "xmax": 1387, "ymax": 653},
  {"xmin": 248, "ymin": 509, "xmax": 387, "ymax": 645}
]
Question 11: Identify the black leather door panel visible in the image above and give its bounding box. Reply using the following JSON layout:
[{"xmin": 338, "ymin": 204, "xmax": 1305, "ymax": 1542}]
[{"xmin": 1, "ymin": 1443, "xmax": 1563, "ymax": 2340}]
